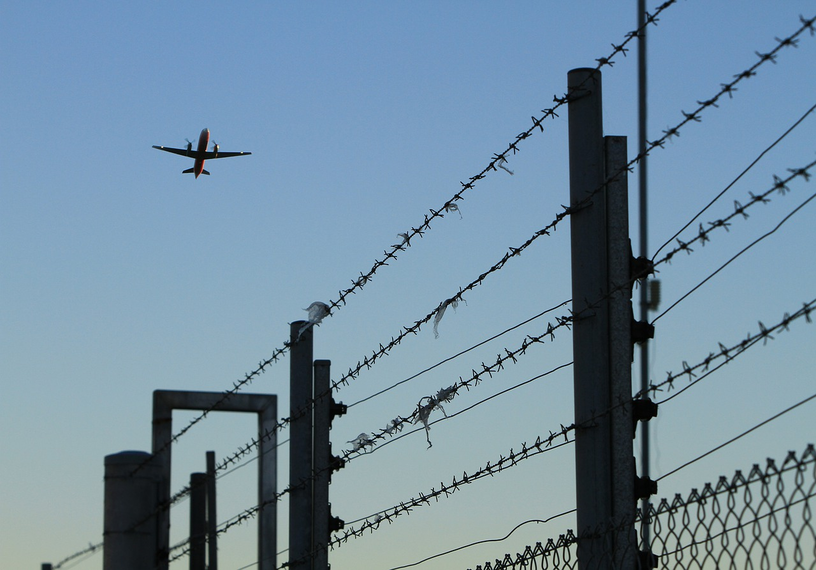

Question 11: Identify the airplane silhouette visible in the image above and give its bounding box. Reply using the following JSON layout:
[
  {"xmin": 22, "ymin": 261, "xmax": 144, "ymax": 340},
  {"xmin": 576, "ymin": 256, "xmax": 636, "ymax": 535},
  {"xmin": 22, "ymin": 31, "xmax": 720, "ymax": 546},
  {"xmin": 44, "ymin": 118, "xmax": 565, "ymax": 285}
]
[{"xmin": 153, "ymin": 128, "xmax": 251, "ymax": 178}]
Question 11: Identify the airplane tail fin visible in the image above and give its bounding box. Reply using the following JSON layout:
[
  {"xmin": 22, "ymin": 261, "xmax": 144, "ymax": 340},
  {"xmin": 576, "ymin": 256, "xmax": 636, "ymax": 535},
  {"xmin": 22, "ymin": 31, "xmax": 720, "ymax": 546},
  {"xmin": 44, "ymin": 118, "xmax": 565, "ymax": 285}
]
[
  {"xmin": 201, "ymin": 170, "xmax": 210, "ymax": 175},
  {"xmin": 182, "ymin": 168, "xmax": 195, "ymax": 174}
]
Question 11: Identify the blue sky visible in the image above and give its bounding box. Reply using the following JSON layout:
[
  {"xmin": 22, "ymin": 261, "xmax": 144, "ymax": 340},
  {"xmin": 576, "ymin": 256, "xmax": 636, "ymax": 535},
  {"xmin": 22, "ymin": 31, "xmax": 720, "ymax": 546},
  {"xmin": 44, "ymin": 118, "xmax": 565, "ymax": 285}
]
[{"xmin": 2, "ymin": 2, "xmax": 815, "ymax": 569}]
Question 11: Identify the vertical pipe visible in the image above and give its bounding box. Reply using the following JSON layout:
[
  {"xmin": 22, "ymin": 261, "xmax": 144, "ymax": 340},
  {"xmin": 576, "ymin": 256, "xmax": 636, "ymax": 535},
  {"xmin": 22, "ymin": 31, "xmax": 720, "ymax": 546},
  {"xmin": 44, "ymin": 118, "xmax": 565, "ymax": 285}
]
[
  {"xmin": 637, "ymin": 0, "xmax": 652, "ymax": 548},
  {"xmin": 258, "ymin": 400, "xmax": 278, "ymax": 570},
  {"xmin": 567, "ymin": 67, "xmax": 611, "ymax": 569},
  {"xmin": 312, "ymin": 360, "xmax": 331, "ymax": 570},
  {"xmin": 206, "ymin": 451, "xmax": 218, "ymax": 570},
  {"xmin": 103, "ymin": 451, "xmax": 160, "ymax": 570},
  {"xmin": 606, "ymin": 135, "xmax": 638, "ymax": 567},
  {"xmin": 289, "ymin": 322, "xmax": 314, "ymax": 570},
  {"xmin": 190, "ymin": 472, "xmax": 207, "ymax": 570}
]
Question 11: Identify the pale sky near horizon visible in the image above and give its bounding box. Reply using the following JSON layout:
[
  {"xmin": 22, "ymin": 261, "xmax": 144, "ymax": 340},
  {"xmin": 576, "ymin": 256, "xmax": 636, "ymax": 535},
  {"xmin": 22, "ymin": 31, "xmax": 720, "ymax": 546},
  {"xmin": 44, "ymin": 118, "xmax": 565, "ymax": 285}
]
[{"xmin": 2, "ymin": 2, "xmax": 816, "ymax": 569}]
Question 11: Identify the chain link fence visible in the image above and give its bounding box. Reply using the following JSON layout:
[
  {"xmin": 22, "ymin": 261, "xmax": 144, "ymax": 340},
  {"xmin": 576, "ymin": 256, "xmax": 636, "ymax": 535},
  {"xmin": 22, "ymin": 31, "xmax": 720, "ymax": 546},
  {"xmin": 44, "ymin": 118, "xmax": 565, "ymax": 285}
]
[{"xmin": 469, "ymin": 444, "xmax": 816, "ymax": 569}]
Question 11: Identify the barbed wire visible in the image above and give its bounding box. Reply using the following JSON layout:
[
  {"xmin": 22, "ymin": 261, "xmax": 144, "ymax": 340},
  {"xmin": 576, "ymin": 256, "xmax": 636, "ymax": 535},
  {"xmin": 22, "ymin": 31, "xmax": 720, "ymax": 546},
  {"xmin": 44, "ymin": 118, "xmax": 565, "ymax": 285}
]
[
  {"xmin": 329, "ymin": 10, "xmax": 816, "ymax": 405},
  {"xmin": 651, "ymin": 156, "xmax": 816, "ymax": 271},
  {"xmin": 137, "ymin": 3, "xmax": 815, "ymax": 489},
  {"xmin": 348, "ymin": 300, "xmax": 572, "ymax": 409},
  {"xmin": 323, "ymin": 0, "xmax": 680, "ymax": 316},
  {"xmin": 167, "ymin": 292, "xmax": 815, "ymax": 567},
  {"xmin": 52, "ymin": 542, "xmax": 102, "ymax": 569},
  {"xmin": 655, "ymin": 188, "xmax": 816, "ymax": 326},
  {"xmin": 366, "ymin": 362, "xmax": 573, "ymax": 457},
  {"xmin": 461, "ymin": 445, "xmax": 816, "ymax": 570},
  {"xmin": 637, "ymin": 296, "xmax": 815, "ymax": 401},
  {"xmin": 124, "ymin": 2, "xmax": 684, "ymax": 484},
  {"xmin": 652, "ymin": 101, "xmax": 816, "ymax": 262},
  {"xmin": 57, "ymin": 11, "xmax": 816, "ymax": 569},
  {"xmin": 658, "ymin": 391, "xmax": 816, "ymax": 483},
  {"xmin": 389, "ymin": 513, "xmax": 576, "ymax": 570}
]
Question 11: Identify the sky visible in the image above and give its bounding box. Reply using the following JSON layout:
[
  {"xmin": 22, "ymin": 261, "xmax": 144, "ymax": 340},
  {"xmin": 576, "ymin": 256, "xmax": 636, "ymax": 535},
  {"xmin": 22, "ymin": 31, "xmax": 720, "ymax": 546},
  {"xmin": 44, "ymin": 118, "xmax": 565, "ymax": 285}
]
[{"xmin": 2, "ymin": 2, "xmax": 815, "ymax": 569}]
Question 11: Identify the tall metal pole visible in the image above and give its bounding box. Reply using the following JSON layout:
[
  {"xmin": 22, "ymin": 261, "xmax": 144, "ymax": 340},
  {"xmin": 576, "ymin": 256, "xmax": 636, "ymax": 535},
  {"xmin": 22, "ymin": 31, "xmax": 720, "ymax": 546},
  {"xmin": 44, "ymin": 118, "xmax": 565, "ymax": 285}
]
[
  {"xmin": 568, "ymin": 67, "xmax": 612, "ymax": 569},
  {"xmin": 637, "ymin": 0, "xmax": 652, "ymax": 547},
  {"xmin": 606, "ymin": 135, "xmax": 638, "ymax": 567},
  {"xmin": 206, "ymin": 451, "xmax": 218, "ymax": 570},
  {"xmin": 289, "ymin": 322, "xmax": 314, "ymax": 570}
]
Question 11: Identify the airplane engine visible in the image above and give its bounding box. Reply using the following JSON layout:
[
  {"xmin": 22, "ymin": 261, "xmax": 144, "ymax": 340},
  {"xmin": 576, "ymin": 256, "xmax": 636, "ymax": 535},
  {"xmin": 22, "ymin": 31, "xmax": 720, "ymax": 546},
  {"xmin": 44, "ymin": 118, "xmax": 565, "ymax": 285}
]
[{"xmin": 212, "ymin": 142, "xmax": 220, "ymax": 156}]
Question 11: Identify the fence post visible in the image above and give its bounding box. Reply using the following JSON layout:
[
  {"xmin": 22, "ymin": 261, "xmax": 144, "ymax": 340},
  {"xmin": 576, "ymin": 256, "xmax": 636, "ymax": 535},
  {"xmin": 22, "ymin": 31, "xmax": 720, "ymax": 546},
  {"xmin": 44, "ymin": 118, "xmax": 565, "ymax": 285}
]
[
  {"xmin": 190, "ymin": 472, "xmax": 207, "ymax": 570},
  {"xmin": 567, "ymin": 67, "xmax": 612, "ymax": 569},
  {"xmin": 206, "ymin": 451, "xmax": 218, "ymax": 570},
  {"xmin": 313, "ymin": 360, "xmax": 331, "ymax": 570},
  {"xmin": 606, "ymin": 135, "xmax": 638, "ymax": 567},
  {"xmin": 103, "ymin": 451, "xmax": 161, "ymax": 570},
  {"xmin": 289, "ymin": 321, "xmax": 314, "ymax": 570}
]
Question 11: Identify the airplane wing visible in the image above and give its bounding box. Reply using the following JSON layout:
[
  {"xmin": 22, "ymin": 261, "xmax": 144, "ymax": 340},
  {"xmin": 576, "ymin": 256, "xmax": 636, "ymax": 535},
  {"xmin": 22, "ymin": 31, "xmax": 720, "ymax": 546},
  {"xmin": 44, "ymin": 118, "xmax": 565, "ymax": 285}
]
[
  {"xmin": 200, "ymin": 150, "xmax": 252, "ymax": 160},
  {"xmin": 152, "ymin": 145, "xmax": 193, "ymax": 157}
]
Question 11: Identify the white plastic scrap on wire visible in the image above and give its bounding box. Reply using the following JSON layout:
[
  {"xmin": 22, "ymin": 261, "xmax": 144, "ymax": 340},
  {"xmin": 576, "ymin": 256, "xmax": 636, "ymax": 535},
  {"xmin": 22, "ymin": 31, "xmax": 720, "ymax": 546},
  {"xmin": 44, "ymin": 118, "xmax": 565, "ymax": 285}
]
[
  {"xmin": 298, "ymin": 301, "xmax": 331, "ymax": 340},
  {"xmin": 392, "ymin": 233, "xmax": 411, "ymax": 250},
  {"xmin": 497, "ymin": 157, "xmax": 514, "ymax": 175},
  {"xmin": 444, "ymin": 203, "xmax": 463, "ymax": 219},
  {"xmin": 414, "ymin": 385, "xmax": 457, "ymax": 448},
  {"xmin": 432, "ymin": 297, "xmax": 466, "ymax": 339},
  {"xmin": 348, "ymin": 433, "xmax": 374, "ymax": 453}
]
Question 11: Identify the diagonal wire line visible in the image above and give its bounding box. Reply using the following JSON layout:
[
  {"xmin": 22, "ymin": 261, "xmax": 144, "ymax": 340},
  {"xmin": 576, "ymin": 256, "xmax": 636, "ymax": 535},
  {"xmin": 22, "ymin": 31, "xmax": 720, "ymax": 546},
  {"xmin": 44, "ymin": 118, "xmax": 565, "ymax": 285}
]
[
  {"xmin": 346, "ymin": 300, "xmax": 571, "ymax": 408},
  {"xmin": 652, "ymin": 101, "xmax": 816, "ymax": 261},
  {"xmin": 657, "ymin": 391, "xmax": 816, "ymax": 482},
  {"xmin": 653, "ymin": 187, "xmax": 816, "ymax": 324}
]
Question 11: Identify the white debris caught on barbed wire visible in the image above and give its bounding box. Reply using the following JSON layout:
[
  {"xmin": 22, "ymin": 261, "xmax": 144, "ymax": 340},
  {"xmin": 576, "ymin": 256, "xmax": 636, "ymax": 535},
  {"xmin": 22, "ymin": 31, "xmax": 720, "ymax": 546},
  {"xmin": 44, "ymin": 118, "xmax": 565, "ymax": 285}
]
[
  {"xmin": 432, "ymin": 298, "xmax": 466, "ymax": 339},
  {"xmin": 497, "ymin": 157, "xmax": 515, "ymax": 175},
  {"xmin": 444, "ymin": 203, "xmax": 463, "ymax": 219},
  {"xmin": 392, "ymin": 233, "xmax": 410, "ymax": 249},
  {"xmin": 298, "ymin": 301, "xmax": 330, "ymax": 340},
  {"xmin": 414, "ymin": 385, "xmax": 456, "ymax": 448},
  {"xmin": 383, "ymin": 419, "xmax": 402, "ymax": 435},
  {"xmin": 348, "ymin": 433, "xmax": 374, "ymax": 453}
]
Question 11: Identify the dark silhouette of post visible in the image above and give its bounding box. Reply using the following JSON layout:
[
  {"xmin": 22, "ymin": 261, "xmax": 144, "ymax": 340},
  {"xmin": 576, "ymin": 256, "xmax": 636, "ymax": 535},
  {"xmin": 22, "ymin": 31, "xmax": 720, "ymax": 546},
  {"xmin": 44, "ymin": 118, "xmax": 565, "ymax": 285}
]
[
  {"xmin": 289, "ymin": 322, "xmax": 314, "ymax": 569},
  {"xmin": 568, "ymin": 68, "xmax": 612, "ymax": 568}
]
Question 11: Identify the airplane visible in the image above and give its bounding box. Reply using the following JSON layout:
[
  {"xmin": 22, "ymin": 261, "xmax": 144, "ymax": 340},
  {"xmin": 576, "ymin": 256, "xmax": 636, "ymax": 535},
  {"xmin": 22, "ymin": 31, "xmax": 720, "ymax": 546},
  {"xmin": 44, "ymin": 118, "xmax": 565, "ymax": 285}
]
[{"xmin": 153, "ymin": 128, "xmax": 251, "ymax": 178}]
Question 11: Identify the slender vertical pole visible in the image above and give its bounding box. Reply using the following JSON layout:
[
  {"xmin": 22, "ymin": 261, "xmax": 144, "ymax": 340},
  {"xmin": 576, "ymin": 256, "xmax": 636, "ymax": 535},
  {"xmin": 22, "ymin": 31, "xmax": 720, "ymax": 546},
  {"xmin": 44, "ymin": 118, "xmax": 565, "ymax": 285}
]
[
  {"xmin": 568, "ymin": 67, "xmax": 612, "ymax": 569},
  {"xmin": 289, "ymin": 322, "xmax": 314, "ymax": 570},
  {"xmin": 637, "ymin": 0, "xmax": 652, "ymax": 548},
  {"xmin": 258, "ymin": 400, "xmax": 278, "ymax": 570},
  {"xmin": 206, "ymin": 451, "xmax": 218, "ymax": 570},
  {"xmin": 190, "ymin": 472, "xmax": 207, "ymax": 570},
  {"xmin": 313, "ymin": 360, "xmax": 331, "ymax": 570},
  {"xmin": 606, "ymin": 135, "xmax": 638, "ymax": 567}
]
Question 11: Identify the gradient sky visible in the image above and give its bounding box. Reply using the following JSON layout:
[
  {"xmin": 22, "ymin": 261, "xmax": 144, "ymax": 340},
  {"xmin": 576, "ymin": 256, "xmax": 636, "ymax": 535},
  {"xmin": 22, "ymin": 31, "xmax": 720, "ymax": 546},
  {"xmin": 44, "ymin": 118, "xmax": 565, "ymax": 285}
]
[{"xmin": 2, "ymin": 2, "xmax": 815, "ymax": 569}]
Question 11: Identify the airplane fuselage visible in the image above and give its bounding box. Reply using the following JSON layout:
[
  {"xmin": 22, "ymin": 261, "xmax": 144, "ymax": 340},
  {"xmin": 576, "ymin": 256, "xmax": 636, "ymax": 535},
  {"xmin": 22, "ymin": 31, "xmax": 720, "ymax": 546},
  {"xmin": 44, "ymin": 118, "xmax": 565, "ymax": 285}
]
[
  {"xmin": 193, "ymin": 128, "xmax": 210, "ymax": 178},
  {"xmin": 152, "ymin": 128, "xmax": 251, "ymax": 177}
]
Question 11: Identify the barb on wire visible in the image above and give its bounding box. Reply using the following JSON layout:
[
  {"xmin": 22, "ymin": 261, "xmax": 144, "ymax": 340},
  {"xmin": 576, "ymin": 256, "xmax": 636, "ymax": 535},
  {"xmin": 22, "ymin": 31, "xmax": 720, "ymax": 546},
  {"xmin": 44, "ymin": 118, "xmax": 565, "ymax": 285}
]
[
  {"xmin": 331, "ymin": 433, "xmax": 576, "ymax": 548},
  {"xmin": 654, "ymin": 187, "xmax": 816, "ymax": 324},
  {"xmin": 342, "ymin": 317, "xmax": 574, "ymax": 455},
  {"xmin": 638, "ymin": 297, "xmax": 816, "ymax": 400},
  {"xmin": 652, "ymin": 102, "xmax": 816, "ymax": 261},
  {"xmin": 130, "ymin": 3, "xmax": 685, "ymax": 482},
  {"xmin": 654, "ymin": 156, "xmax": 816, "ymax": 268},
  {"xmin": 52, "ymin": 542, "xmax": 103, "ymax": 569},
  {"xmin": 324, "ymin": 0, "xmax": 679, "ymax": 316}
]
